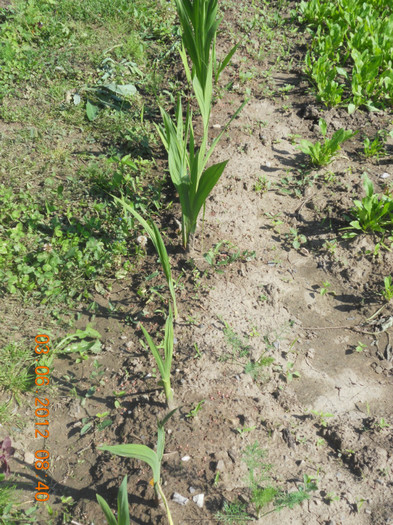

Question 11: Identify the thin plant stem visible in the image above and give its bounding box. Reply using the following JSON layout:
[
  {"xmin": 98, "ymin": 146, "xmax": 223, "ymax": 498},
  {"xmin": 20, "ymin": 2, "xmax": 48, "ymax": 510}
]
[{"xmin": 156, "ymin": 483, "xmax": 174, "ymax": 525}]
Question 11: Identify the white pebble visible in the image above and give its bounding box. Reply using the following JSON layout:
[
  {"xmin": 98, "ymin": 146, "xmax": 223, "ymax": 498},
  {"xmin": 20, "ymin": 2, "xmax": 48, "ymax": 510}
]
[
  {"xmin": 172, "ymin": 492, "xmax": 188, "ymax": 505},
  {"xmin": 193, "ymin": 493, "xmax": 205, "ymax": 508}
]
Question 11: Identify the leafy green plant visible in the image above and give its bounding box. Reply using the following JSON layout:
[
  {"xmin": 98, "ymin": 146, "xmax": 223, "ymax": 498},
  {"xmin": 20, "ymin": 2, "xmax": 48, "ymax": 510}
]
[
  {"xmin": 221, "ymin": 319, "xmax": 251, "ymax": 360},
  {"xmin": 310, "ymin": 410, "xmax": 334, "ymax": 427},
  {"xmin": 98, "ymin": 409, "xmax": 177, "ymax": 525},
  {"xmin": 174, "ymin": 0, "xmax": 239, "ymax": 90},
  {"xmin": 96, "ymin": 475, "xmax": 130, "ymax": 525},
  {"xmin": 38, "ymin": 325, "xmax": 101, "ymax": 369},
  {"xmin": 241, "ymin": 443, "xmax": 317, "ymax": 519},
  {"xmin": 301, "ymin": 0, "xmax": 393, "ymax": 110},
  {"xmin": 287, "ymin": 228, "xmax": 307, "ymax": 250},
  {"xmin": 299, "ymin": 119, "xmax": 357, "ymax": 166},
  {"xmin": 342, "ymin": 174, "xmax": 393, "ymax": 238},
  {"xmin": 285, "ymin": 361, "xmax": 300, "ymax": 382},
  {"xmin": 355, "ymin": 341, "xmax": 367, "ymax": 353},
  {"xmin": 114, "ymin": 196, "xmax": 178, "ymax": 317},
  {"xmin": 157, "ymin": 0, "xmax": 246, "ymax": 249},
  {"xmin": 244, "ymin": 352, "xmax": 274, "ymax": 383},
  {"xmin": 186, "ymin": 399, "xmax": 205, "ymax": 418},
  {"xmin": 156, "ymin": 94, "xmax": 244, "ymax": 249},
  {"xmin": 320, "ymin": 281, "xmax": 335, "ymax": 296},
  {"xmin": 382, "ymin": 275, "xmax": 393, "ymax": 302},
  {"xmin": 204, "ymin": 240, "xmax": 255, "ymax": 270},
  {"xmin": 363, "ymin": 132, "xmax": 386, "ymax": 159},
  {"xmin": 140, "ymin": 308, "xmax": 175, "ymax": 407}
]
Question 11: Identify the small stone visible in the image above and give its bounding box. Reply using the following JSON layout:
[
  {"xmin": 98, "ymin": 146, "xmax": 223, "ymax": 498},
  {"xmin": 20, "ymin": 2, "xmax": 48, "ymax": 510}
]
[
  {"xmin": 181, "ymin": 455, "xmax": 191, "ymax": 462},
  {"xmin": 365, "ymin": 509, "xmax": 372, "ymax": 515},
  {"xmin": 381, "ymin": 172, "xmax": 390, "ymax": 179},
  {"xmin": 216, "ymin": 460, "xmax": 225, "ymax": 471},
  {"xmin": 375, "ymin": 365, "xmax": 383, "ymax": 374},
  {"xmin": 172, "ymin": 493, "xmax": 188, "ymax": 505},
  {"xmin": 25, "ymin": 452, "xmax": 35, "ymax": 465},
  {"xmin": 266, "ymin": 161, "xmax": 272, "ymax": 168},
  {"xmin": 212, "ymin": 124, "xmax": 221, "ymax": 129},
  {"xmin": 307, "ymin": 348, "xmax": 315, "ymax": 359},
  {"xmin": 193, "ymin": 493, "xmax": 204, "ymax": 508},
  {"xmin": 189, "ymin": 486, "xmax": 196, "ymax": 494}
]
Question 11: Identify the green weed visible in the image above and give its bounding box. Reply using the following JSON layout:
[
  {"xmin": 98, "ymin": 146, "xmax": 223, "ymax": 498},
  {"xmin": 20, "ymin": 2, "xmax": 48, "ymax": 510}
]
[
  {"xmin": 157, "ymin": 0, "xmax": 246, "ymax": 249},
  {"xmin": 381, "ymin": 275, "xmax": 393, "ymax": 302},
  {"xmin": 96, "ymin": 475, "xmax": 130, "ymax": 525},
  {"xmin": 0, "ymin": 342, "xmax": 35, "ymax": 402},
  {"xmin": 342, "ymin": 174, "xmax": 393, "ymax": 239},
  {"xmin": 203, "ymin": 241, "xmax": 255, "ymax": 270},
  {"xmin": 98, "ymin": 409, "xmax": 177, "ymax": 525},
  {"xmin": 299, "ymin": 118, "xmax": 357, "ymax": 166},
  {"xmin": 186, "ymin": 400, "xmax": 205, "ymax": 418},
  {"xmin": 114, "ymin": 197, "xmax": 178, "ymax": 317},
  {"xmin": 141, "ymin": 308, "xmax": 175, "ymax": 407},
  {"xmin": 301, "ymin": 0, "xmax": 393, "ymax": 110}
]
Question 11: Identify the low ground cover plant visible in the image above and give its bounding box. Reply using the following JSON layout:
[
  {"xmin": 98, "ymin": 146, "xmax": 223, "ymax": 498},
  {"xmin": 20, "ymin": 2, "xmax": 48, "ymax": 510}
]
[
  {"xmin": 300, "ymin": 0, "xmax": 393, "ymax": 111},
  {"xmin": 299, "ymin": 118, "xmax": 357, "ymax": 166},
  {"xmin": 342, "ymin": 173, "xmax": 393, "ymax": 239},
  {"xmin": 217, "ymin": 443, "xmax": 317, "ymax": 521}
]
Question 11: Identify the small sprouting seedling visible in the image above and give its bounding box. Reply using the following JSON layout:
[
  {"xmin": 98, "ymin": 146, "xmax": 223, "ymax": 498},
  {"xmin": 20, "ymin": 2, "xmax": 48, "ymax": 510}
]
[
  {"xmin": 245, "ymin": 352, "xmax": 275, "ymax": 383},
  {"xmin": 287, "ymin": 228, "xmax": 307, "ymax": 250},
  {"xmin": 324, "ymin": 492, "xmax": 340, "ymax": 504},
  {"xmin": 342, "ymin": 174, "xmax": 393, "ymax": 238},
  {"xmin": 236, "ymin": 426, "xmax": 256, "ymax": 436},
  {"xmin": 254, "ymin": 175, "xmax": 271, "ymax": 194},
  {"xmin": 265, "ymin": 211, "xmax": 284, "ymax": 232},
  {"xmin": 113, "ymin": 390, "xmax": 126, "ymax": 409},
  {"xmin": 299, "ymin": 118, "xmax": 357, "ymax": 166},
  {"xmin": 374, "ymin": 417, "xmax": 390, "ymax": 430},
  {"xmin": 221, "ymin": 319, "xmax": 251, "ymax": 359},
  {"xmin": 193, "ymin": 342, "xmax": 202, "ymax": 359},
  {"xmin": 288, "ymin": 133, "xmax": 301, "ymax": 145},
  {"xmin": 97, "ymin": 475, "xmax": 130, "ymax": 525},
  {"xmin": 204, "ymin": 240, "xmax": 255, "ymax": 270},
  {"xmin": 355, "ymin": 341, "xmax": 367, "ymax": 353},
  {"xmin": 382, "ymin": 275, "xmax": 393, "ymax": 302},
  {"xmin": 98, "ymin": 409, "xmax": 177, "ymax": 525},
  {"xmin": 285, "ymin": 362, "xmax": 300, "ymax": 382},
  {"xmin": 310, "ymin": 410, "xmax": 334, "ymax": 427},
  {"xmin": 114, "ymin": 197, "xmax": 178, "ymax": 317},
  {"xmin": 215, "ymin": 500, "xmax": 250, "ymax": 524},
  {"xmin": 140, "ymin": 308, "xmax": 174, "ymax": 407},
  {"xmin": 363, "ymin": 133, "xmax": 386, "ymax": 159},
  {"xmin": 186, "ymin": 400, "xmax": 205, "ymax": 418},
  {"xmin": 320, "ymin": 281, "xmax": 334, "ymax": 296},
  {"xmin": 213, "ymin": 471, "xmax": 220, "ymax": 486}
]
